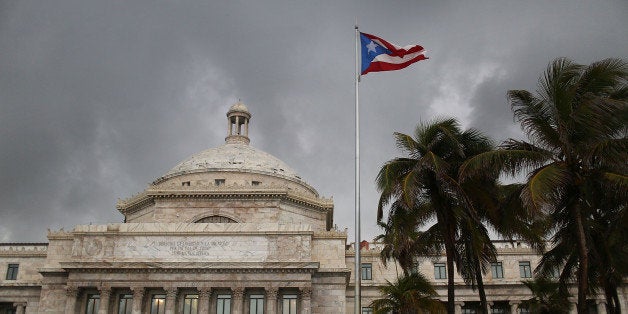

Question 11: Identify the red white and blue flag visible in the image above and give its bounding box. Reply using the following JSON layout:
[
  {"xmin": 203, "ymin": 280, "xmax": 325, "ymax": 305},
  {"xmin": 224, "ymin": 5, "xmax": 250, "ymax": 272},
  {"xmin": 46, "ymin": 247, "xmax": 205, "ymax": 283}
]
[{"xmin": 360, "ymin": 32, "xmax": 427, "ymax": 75}]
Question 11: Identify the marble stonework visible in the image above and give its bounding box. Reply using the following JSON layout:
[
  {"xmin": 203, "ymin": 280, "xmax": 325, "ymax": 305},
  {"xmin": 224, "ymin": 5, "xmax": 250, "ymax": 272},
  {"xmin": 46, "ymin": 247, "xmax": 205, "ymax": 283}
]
[{"xmin": 1, "ymin": 102, "xmax": 625, "ymax": 314}]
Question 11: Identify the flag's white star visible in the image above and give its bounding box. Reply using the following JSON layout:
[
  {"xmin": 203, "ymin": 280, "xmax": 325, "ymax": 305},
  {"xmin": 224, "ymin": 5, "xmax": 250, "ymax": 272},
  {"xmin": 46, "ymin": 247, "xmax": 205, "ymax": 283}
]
[{"xmin": 366, "ymin": 41, "xmax": 378, "ymax": 54}]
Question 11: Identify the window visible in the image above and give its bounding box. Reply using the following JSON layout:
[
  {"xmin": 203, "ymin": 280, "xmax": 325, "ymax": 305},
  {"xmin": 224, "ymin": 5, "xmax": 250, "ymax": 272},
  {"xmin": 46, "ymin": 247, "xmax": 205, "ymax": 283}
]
[
  {"xmin": 85, "ymin": 294, "xmax": 101, "ymax": 314},
  {"xmin": 182, "ymin": 181, "xmax": 191, "ymax": 186},
  {"xmin": 462, "ymin": 308, "xmax": 477, "ymax": 314},
  {"xmin": 434, "ymin": 263, "xmax": 447, "ymax": 279},
  {"xmin": 217, "ymin": 294, "xmax": 231, "ymax": 314},
  {"xmin": 249, "ymin": 294, "xmax": 264, "ymax": 314},
  {"xmin": 490, "ymin": 262, "xmax": 504, "ymax": 279},
  {"xmin": 282, "ymin": 295, "xmax": 297, "ymax": 314},
  {"xmin": 215, "ymin": 179, "xmax": 226, "ymax": 186},
  {"xmin": 118, "ymin": 294, "xmax": 133, "ymax": 314},
  {"xmin": 362, "ymin": 307, "xmax": 373, "ymax": 314},
  {"xmin": 361, "ymin": 263, "xmax": 372, "ymax": 280},
  {"xmin": 5, "ymin": 264, "xmax": 18, "ymax": 280},
  {"xmin": 252, "ymin": 181, "xmax": 261, "ymax": 186},
  {"xmin": 519, "ymin": 307, "xmax": 530, "ymax": 314},
  {"xmin": 519, "ymin": 261, "xmax": 532, "ymax": 278},
  {"xmin": 183, "ymin": 294, "xmax": 198, "ymax": 314},
  {"xmin": 491, "ymin": 305, "xmax": 507, "ymax": 314},
  {"xmin": 150, "ymin": 294, "xmax": 166, "ymax": 314},
  {"xmin": 195, "ymin": 215, "xmax": 238, "ymax": 223}
]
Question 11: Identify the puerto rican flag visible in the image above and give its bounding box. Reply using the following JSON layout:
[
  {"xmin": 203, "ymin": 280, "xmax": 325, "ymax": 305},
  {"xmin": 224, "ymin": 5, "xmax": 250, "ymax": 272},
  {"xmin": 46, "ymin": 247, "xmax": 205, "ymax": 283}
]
[{"xmin": 360, "ymin": 32, "xmax": 427, "ymax": 75}]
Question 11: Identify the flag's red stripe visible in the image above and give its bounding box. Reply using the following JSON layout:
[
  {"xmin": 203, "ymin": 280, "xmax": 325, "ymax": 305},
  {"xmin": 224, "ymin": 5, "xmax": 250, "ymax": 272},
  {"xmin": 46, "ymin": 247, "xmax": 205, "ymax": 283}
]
[
  {"xmin": 361, "ymin": 32, "xmax": 424, "ymax": 57},
  {"xmin": 362, "ymin": 55, "xmax": 428, "ymax": 75}
]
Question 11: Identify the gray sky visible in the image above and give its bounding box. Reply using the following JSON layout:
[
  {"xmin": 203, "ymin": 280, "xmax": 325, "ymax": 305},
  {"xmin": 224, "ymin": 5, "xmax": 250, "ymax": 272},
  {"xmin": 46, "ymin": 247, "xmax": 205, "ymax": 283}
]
[{"xmin": 1, "ymin": 0, "xmax": 627, "ymax": 242}]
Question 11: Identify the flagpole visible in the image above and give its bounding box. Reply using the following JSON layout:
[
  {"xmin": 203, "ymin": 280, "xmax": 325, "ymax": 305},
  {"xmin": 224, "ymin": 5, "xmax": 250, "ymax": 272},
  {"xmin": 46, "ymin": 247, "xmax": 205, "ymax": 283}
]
[{"xmin": 354, "ymin": 23, "xmax": 362, "ymax": 314}]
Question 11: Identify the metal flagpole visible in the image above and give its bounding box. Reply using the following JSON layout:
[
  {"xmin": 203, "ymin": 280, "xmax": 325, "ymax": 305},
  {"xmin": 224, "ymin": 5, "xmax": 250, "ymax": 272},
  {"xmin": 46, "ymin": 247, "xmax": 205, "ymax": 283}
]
[{"xmin": 354, "ymin": 23, "xmax": 361, "ymax": 314}]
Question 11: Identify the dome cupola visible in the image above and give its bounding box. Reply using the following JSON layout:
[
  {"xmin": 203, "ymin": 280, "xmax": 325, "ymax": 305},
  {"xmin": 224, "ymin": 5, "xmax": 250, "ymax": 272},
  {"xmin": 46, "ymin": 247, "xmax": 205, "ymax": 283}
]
[{"xmin": 226, "ymin": 101, "xmax": 251, "ymax": 145}]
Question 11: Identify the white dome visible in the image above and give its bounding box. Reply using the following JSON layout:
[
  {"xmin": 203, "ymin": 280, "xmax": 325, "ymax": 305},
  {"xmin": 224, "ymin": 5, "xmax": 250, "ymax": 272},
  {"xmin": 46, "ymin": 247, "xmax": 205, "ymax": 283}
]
[{"xmin": 154, "ymin": 143, "xmax": 305, "ymax": 185}]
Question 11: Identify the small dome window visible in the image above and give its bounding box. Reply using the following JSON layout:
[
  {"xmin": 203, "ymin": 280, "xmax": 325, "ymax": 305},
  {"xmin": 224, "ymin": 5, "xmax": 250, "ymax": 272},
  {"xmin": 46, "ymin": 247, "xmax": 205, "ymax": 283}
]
[{"xmin": 195, "ymin": 215, "xmax": 237, "ymax": 223}]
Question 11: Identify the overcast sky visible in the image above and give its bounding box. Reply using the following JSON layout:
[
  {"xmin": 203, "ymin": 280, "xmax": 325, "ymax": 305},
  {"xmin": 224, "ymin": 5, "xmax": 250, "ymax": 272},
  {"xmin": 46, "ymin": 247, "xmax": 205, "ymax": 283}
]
[{"xmin": 1, "ymin": 0, "xmax": 627, "ymax": 243}]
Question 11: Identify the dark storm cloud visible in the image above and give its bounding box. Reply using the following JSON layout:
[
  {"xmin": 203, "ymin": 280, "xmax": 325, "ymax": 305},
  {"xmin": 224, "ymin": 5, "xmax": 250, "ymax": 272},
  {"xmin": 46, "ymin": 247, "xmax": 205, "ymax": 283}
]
[{"xmin": 0, "ymin": 0, "xmax": 626, "ymax": 242}]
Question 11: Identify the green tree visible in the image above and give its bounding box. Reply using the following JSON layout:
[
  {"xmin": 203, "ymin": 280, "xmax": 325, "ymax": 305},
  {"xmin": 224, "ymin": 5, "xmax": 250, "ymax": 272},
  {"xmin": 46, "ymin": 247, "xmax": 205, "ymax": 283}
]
[
  {"xmin": 376, "ymin": 118, "xmax": 496, "ymax": 313},
  {"xmin": 375, "ymin": 199, "xmax": 440, "ymax": 276},
  {"xmin": 370, "ymin": 272, "xmax": 444, "ymax": 314},
  {"xmin": 520, "ymin": 277, "xmax": 571, "ymax": 314},
  {"xmin": 460, "ymin": 58, "xmax": 627, "ymax": 314}
]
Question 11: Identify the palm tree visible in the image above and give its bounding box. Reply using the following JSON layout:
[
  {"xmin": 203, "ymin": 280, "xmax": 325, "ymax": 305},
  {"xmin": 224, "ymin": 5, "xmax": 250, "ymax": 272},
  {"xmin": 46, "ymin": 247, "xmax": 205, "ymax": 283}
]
[
  {"xmin": 376, "ymin": 198, "xmax": 442, "ymax": 276},
  {"xmin": 370, "ymin": 272, "xmax": 444, "ymax": 314},
  {"xmin": 520, "ymin": 277, "xmax": 571, "ymax": 314},
  {"xmin": 376, "ymin": 118, "xmax": 497, "ymax": 313},
  {"xmin": 460, "ymin": 58, "xmax": 627, "ymax": 314}
]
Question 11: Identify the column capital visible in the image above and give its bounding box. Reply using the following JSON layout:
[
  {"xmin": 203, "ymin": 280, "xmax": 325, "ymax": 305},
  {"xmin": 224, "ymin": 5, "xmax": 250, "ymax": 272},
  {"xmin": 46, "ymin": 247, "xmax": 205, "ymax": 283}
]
[
  {"xmin": 300, "ymin": 287, "xmax": 312, "ymax": 300},
  {"xmin": 595, "ymin": 299, "xmax": 607, "ymax": 305},
  {"xmin": 65, "ymin": 285, "xmax": 80, "ymax": 297},
  {"xmin": 131, "ymin": 286, "xmax": 145, "ymax": 298},
  {"xmin": 266, "ymin": 287, "xmax": 278, "ymax": 299},
  {"xmin": 13, "ymin": 302, "xmax": 27, "ymax": 307},
  {"xmin": 198, "ymin": 287, "xmax": 212, "ymax": 298},
  {"xmin": 99, "ymin": 285, "xmax": 112, "ymax": 295},
  {"xmin": 509, "ymin": 300, "xmax": 521, "ymax": 305},
  {"xmin": 164, "ymin": 287, "xmax": 178, "ymax": 299},
  {"xmin": 232, "ymin": 287, "xmax": 245, "ymax": 299}
]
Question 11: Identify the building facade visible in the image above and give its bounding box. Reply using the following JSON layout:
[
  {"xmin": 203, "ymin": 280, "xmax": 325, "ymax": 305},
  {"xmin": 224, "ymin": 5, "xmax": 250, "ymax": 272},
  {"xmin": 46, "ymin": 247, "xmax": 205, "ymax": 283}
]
[{"xmin": 0, "ymin": 103, "xmax": 624, "ymax": 313}]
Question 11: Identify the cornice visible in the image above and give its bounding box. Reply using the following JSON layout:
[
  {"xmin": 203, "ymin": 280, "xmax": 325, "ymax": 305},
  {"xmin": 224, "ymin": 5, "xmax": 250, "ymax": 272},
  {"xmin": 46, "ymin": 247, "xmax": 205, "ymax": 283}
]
[
  {"xmin": 312, "ymin": 230, "xmax": 347, "ymax": 239},
  {"xmin": 0, "ymin": 244, "xmax": 48, "ymax": 257},
  {"xmin": 58, "ymin": 261, "xmax": 320, "ymax": 274},
  {"xmin": 117, "ymin": 184, "xmax": 333, "ymax": 215}
]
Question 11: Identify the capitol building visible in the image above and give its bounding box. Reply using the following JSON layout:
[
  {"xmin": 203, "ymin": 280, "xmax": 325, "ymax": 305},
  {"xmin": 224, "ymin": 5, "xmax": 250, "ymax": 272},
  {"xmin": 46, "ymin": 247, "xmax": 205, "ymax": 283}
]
[{"xmin": 0, "ymin": 103, "xmax": 623, "ymax": 313}]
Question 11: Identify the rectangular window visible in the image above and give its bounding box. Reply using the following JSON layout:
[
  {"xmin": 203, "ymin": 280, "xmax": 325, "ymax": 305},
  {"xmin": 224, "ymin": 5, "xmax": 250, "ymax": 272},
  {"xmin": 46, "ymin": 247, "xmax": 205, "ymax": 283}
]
[
  {"xmin": 217, "ymin": 294, "xmax": 231, "ymax": 314},
  {"xmin": 118, "ymin": 294, "xmax": 133, "ymax": 314},
  {"xmin": 434, "ymin": 263, "xmax": 447, "ymax": 279},
  {"xmin": 282, "ymin": 295, "xmax": 297, "ymax": 314},
  {"xmin": 85, "ymin": 294, "xmax": 101, "ymax": 314},
  {"xmin": 5, "ymin": 264, "xmax": 18, "ymax": 280},
  {"xmin": 215, "ymin": 179, "xmax": 226, "ymax": 186},
  {"xmin": 150, "ymin": 294, "xmax": 166, "ymax": 314},
  {"xmin": 360, "ymin": 263, "xmax": 372, "ymax": 280},
  {"xmin": 183, "ymin": 294, "xmax": 198, "ymax": 314},
  {"xmin": 491, "ymin": 306, "xmax": 506, "ymax": 314},
  {"xmin": 362, "ymin": 307, "xmax": 374, "ymax": 314},
  {"xmin": 490, "ymin": 262, "xmax": 504, "ymax": 279},
  {"xmin": 252, "ymin": 181, "xmax": 261, "ymax": 186},
  {"xmin": 519, "ymin": 261, "xmax": 532, "ymax": 278},
  {"xmin": 249, "ymin": 294, "xmax": 264, "ymax": 314},
  {"xmin": 519, "ymin": 308, "xmax": 530, "ymax": 314},
  {"xmin": 462, "ymin": 308, "xmax": 477, "ymax": 314}
]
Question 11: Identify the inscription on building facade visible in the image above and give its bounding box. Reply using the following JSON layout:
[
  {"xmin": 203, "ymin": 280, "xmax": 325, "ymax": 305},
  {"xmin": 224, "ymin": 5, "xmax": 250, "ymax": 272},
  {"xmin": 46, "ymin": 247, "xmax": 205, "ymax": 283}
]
[{"xmin": 112, "ymin": 236, "xmax": 270, "ymax": 261}]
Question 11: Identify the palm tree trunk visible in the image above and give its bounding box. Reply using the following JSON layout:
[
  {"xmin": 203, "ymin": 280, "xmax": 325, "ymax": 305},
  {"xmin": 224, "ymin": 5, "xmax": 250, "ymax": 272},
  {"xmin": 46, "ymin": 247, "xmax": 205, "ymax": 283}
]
[
  {"xmin": 474, "ymin": 263, "xmax": 488, "ymax": 314},
  {"xmin": 445, "ymin": 233, "xmax": 456, "ymax": 314},
  {"xmin": 572, "ymin": 204, "xmax": 589, "ymax": 314}
]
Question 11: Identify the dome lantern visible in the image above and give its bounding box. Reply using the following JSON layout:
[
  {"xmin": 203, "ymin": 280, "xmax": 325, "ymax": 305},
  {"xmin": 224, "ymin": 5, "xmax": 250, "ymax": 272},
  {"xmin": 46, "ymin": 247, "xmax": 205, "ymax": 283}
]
[{"xmin": 226, "ymin": 101, "xmax": 251, "ymax": 145}]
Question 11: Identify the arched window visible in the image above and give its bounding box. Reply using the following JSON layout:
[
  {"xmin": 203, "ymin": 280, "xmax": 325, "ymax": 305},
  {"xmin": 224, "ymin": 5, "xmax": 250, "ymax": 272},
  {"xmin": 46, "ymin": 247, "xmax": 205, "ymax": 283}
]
[{"xmin": 195, "ymin": 215, "xmax": 238, "ymax": 223}]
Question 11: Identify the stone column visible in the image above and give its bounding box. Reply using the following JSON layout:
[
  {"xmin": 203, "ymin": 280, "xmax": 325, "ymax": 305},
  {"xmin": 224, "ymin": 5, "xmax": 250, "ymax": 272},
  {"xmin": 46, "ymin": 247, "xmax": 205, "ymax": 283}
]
[
  {"xmin": 98, "ymin": 286, "xmax": 111, "ymax": 314},
  {"xmin": 165, "ymin": 287, "xmax": 178, "ymax": 314},
  {"xmin": 300, "ymin": 287, "xmax": 312, "ymax": 314},
  {"xmin": 198, "ymin": 287, "xmax": 212, "ymax": 314},
  {"xmin": 266, "ymin": 287, "xmax": 278, "ymax": 314},
  {"xmin": 235, "ymin": 116, "xmax": 240, "ymax": 134},
  {"xmin": 569, "ymin": 302, "xmax": 578, "ymax": 314},
  {"xmin": 454, "ymin": 302, "xmax": 464, "ymax": 314},
  {"xmin": 596, "ymin": 299, "xmax": 607, "ymax": 314},
  {"xmin": 232, "ymin": 287, "xmax": 244, "ymax": 314},
  {"xmin": 131, "ymin": 287, "xmax": 145, "ymax": 314},
  {"xmin": 13, "ymin": 302, "xmax": 26, "ymax": 314},
  {"xmin": 510, "ymin": 300, "xmax": 520, "ymax": 314},
  {"xmin": 65, "ymin": 286, "xmax": 79, "ymax": 314}
]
